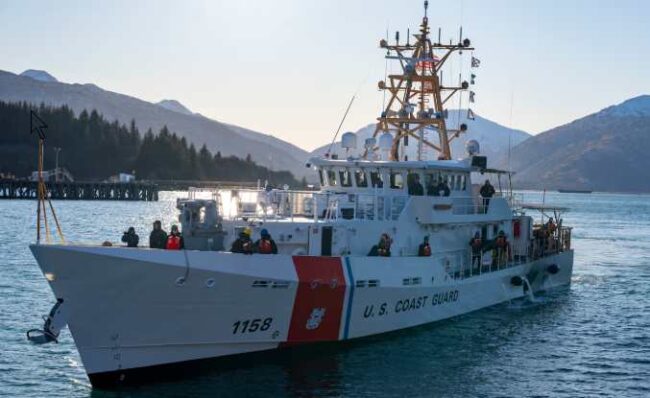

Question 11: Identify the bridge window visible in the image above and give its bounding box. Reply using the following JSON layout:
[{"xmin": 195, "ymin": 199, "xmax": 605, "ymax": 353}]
[
  {"xmin": 407, "ymin": 172, "xmax": 424, "ymax": 195},
  {"xmin": 370, "ymin": 171, "xmax": 383, "ymax": 188},
  {"xmin": 355, "ymin": 169, "xmax": 368, "ymax": 188},
  {"xmin": 319, "ymin": 169, "xmax": 326, "ymax": 187},
  {"xmin": 339, "ymin": 169, "xmax": 352, "ymax": 187},
  {"xmin": 453, "ymin": 174, "xmax": 461, "ymax": 191},
  {"xmin": 390, "ymin": 171, "xmax": 404, "ymax": 190},
  {"xmin": 326, "ymin": 169, "xmax": 337, "ymax": 186}
]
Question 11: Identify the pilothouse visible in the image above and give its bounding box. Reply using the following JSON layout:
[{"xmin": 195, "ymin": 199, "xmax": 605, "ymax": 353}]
[{"xmin": 29, "ymin": 2, "xmax": 574, "ymax": 388}]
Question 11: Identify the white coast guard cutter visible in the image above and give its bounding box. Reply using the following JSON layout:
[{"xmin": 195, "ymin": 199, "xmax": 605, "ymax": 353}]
[{"xmin": 29, "ymin": 2, "xmax": 574, "ymax": 388}]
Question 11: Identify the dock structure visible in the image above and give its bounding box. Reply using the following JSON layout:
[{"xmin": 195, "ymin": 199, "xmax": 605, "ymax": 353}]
[
  {"xmin": 152, "ymin": 180, "xmax": 259, "ymax": 191},
  {"xmin": 0, "ymin": 179, "xmax": 158, "ymax": 201}
]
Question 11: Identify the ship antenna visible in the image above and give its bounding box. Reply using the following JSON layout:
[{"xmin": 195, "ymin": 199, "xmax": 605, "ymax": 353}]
[
  {"xmin": 30, "ymin": 111, "xmax": 64, "ymax": 244},
  {"xmin": 326, "ymin": 94, "xmax": 356, "ymax": 157}
]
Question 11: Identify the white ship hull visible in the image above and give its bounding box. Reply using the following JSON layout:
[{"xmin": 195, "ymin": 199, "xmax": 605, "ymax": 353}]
[{"xmin": 30, "ymin": 244, "xmax": 573, "ymax": 387}]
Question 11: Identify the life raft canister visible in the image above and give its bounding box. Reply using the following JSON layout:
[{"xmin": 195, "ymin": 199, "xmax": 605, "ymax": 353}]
[
  {"xmin": 166, "ymin": 235, "xmax": 181, "ymax": 250},
  {"xmin": 258, "ymin": 239, "xmax": 273, "ymax": 254}
]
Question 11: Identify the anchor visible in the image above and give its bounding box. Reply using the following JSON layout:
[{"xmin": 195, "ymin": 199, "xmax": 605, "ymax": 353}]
[{"xmin": 27, "ymin": 298, "xmax": 67, "ymax": 344}]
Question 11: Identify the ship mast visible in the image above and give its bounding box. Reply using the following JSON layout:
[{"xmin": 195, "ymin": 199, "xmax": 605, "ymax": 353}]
[{"xmin": 372, "ymin": 1, "xmax": 473, "ymax": 161}]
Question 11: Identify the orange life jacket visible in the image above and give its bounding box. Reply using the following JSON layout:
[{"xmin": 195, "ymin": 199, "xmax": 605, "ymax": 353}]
[
  {"xmin": 166, "ymin": 235, "xmax": 181, "ymax": 250},
  {"xmin": 423, "ymin": 244, "xmax": 431, "ymax": 256},
  {"xmin": 258, "ymin": 239, "xmax": 273, "ymax": 254}
]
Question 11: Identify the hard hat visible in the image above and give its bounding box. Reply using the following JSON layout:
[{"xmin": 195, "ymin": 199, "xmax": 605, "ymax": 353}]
[
  {"xmin": 261, "ymin": 228, "xmax": 269, "ymax": 237},
  {"xmin": 243, "ymin": 227, "xmax": 252, "ymax": 236}
]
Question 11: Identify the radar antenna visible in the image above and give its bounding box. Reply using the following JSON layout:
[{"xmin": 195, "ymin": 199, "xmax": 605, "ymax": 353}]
[{"xmin": 369, "ymin": 1, "xmax": 474, "ymax": 161}]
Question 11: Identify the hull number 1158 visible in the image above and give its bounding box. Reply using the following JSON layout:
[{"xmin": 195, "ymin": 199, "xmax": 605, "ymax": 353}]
[{"xmin": 232, "ymin": 318, "xmax": 273, "ymax": 334}]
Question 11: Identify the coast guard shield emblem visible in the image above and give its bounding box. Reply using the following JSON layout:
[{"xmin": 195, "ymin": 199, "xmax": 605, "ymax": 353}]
[{"xmin": 306, "ymin": 307, "xmax": 326, "ymax": 330}]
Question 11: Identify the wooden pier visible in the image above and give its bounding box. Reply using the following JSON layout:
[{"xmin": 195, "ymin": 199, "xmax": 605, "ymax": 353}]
[{"xmin": 0, "ymin": 179, "xmax": 158, "ymax": 201}]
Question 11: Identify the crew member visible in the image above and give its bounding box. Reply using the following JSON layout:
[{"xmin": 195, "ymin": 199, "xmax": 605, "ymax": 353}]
[
  {"xmin": 418, "ymin": 236, "xmax": 431, "ymax": 257},
  {"xmin": 231, "ymin": 227, "xmax": 253, "ymax": 255},
  {"xmin": 469, "ymin": 232, "xmax": 482, "ymax": 269},
  {"xmin": 480, "ymin": 180, "xmax": 495, "ymax": 210},
  {"xmin": 254, "ymin": 228, "xmax": 278, "ymax": 254},
  {"xmin": 165, "ymin": 224, "xmax": 184, "ymax": 250},
  {"xmin": 494, "ymin": 230, "xmax": 509, "ymax": 266},
  {"xmin": 431, "ymin": 178, "xmax": 451, "ymax": 197},
  {"xmin": 378, "ymin": 233, "xmax": 392, "ymax": 257},
  {"xmin": 149, "ymin": 220, "xmax": 167, "ymax": 249},
  {"xmin": 408, "ymin": 174, "xmax": 424, "ymax": 196},
  {"xmin": 121, "ymin": 227, "xmax": 139, "ymax": 248},
  {"xmin": 546, "ymin": 218, "xmax": 557, "ymax": 237}
]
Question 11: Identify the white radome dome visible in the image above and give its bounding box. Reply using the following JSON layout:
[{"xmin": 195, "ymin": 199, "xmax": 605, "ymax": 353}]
[
  {"xmin": 341, "ymin": 132, "xmax": 357, "ymax": 149},
  {"xmin": 465, "ymin": 139, "xmax": 480, "ymax": 156}
]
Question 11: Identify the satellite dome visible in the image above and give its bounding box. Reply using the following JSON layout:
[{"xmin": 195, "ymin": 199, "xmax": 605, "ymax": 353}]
[
  {"xmin": 378, "ymin": 133, "xmax": 393, "ymax": 151},
  {"xmin": 341, "ymin": 132, "xmax": 357, "ymax": 149},
  {"xmin": 465, "ymin": 139, "xmax": 480, "ymax": 156}
]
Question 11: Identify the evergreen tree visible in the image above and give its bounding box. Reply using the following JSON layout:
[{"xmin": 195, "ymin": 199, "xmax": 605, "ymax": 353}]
[{"xmin": 0, "ymin": 101, "xmax": 300, "ymax": 187}]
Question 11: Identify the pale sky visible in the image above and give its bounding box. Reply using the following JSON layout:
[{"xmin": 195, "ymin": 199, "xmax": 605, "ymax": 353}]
[{"xmin": 2, "ymin": 0, "xmax": 649, "ymax": 151}]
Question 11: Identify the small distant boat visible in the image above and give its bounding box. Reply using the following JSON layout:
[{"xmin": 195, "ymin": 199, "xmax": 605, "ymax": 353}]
[{"xmin": 558, "ymin": 189, "xmax": 592, "ymax": 194}]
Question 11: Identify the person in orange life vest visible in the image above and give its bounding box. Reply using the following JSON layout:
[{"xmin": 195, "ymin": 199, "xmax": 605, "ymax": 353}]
[
  {"xmin": 165, "ymin": 225, "xmax": 184, "ymax": 250},
  {"xmin": 494, "ymin": 230, "xmax": 510, "ymax": 265},
  {"xmin": 418, "ymin": 236, "xmax": 431, "ymax": 257},
  {"xmin": 254, "ymin": 229, "xmax": 278, "ymax": 254},
  {"xmin": 378, "ymin": 233, "xmax": 392, "ymax": 257},
  {"xmin": 469, "ymin": 232, "xmax": 483, "ymax": 269},
  {"xmin": 231, "ymin": 227, "xmax": 254, "ymax": 255}
]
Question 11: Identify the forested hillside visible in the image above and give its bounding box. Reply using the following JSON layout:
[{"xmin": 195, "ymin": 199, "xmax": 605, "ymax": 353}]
[{"xmin": 0, "ymin": 101, "xmax": 300, "ymax": 186}]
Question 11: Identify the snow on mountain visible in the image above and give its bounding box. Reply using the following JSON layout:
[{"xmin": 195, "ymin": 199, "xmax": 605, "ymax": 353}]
[
  {"xmin": 597, "ymin": 95, "xmax": 650, "ymax": 118},
  {"xmin": 0, "ymin": 69, "xmax": 312, "ymax": 179},
  {"xmin": 311, "ymin": 110, "xmax": 530, "ymax": 166},
  {"xmin": 19, "ymin": 69, "xmax": 58, "ymax": 83},
  {"xmin": 499, "ymin": 94, "xmax": 650, "ymax": 192},
  {"xmin": 156, "ymin": 99, "xmax": 193, "ymax": 115}
]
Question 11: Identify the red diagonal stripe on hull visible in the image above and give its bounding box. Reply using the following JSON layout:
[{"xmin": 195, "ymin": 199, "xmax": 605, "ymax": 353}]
[{"xmin": 287, "ymin": 256, "xmax": 346, "ymax": 342}]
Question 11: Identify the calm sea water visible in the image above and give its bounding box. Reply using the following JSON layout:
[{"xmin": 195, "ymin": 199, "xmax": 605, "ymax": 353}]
[{"xmin": 1, "ymin": 191, "xmax": 650, "ymax": 397}]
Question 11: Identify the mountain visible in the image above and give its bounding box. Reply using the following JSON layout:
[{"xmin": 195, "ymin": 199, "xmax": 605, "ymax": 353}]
[
  {"xmin": 19, "ymin": 69, "xmax": 58, "ymax": 83},
  {"xmin": 311, "ymin": 110, "xmax": 530, "ymax": 163},
  {"xmin": 0, "ymin": 69, "xmax": 311, "ymax": 179},
  {"xmin": 499, "ymin": 95, "xmax": 650, "ymax": 192},
  {"xmin": 156, "ymin": 99, "xmax": 193, "ymax": 115}
]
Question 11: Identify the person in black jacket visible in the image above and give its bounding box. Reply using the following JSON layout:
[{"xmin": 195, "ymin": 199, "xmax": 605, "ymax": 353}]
[
  {"xmin": 149, "ymin": 220, "xmax": 167, "ymax": 249},
  {"xmin": 231, "ymin": 228, "xmax": 253, "ymax": 255},
  {"xmin": 480, "ymin": 180, "xmax": 496, "ymax": 210},
  {"xmin": 121, "ymin": 227, "xmax": 139, "ymax": 248},
  {"xmin": 418, "ymin": 236, "xmax": 431, "ymax": 257}
]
